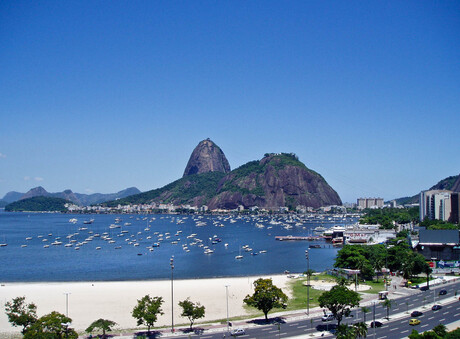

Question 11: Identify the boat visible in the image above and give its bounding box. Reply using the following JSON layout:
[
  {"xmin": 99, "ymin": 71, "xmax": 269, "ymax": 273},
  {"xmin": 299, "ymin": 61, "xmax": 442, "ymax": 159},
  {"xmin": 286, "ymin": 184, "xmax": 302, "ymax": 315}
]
[
  {"xmin": 83, "ymin": 219, "xmax": 94, "ymax": 224},
  {"xmin": 309, "ymin": 244, "xmax": 321, "ymax": 249}
]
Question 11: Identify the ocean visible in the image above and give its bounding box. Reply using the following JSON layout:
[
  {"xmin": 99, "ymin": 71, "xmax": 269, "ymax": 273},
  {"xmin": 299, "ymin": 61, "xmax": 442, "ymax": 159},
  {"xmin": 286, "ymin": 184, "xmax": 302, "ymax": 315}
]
[{"xmin": 0, "ymin": 211, "xmax": 356, "ymax": 282}]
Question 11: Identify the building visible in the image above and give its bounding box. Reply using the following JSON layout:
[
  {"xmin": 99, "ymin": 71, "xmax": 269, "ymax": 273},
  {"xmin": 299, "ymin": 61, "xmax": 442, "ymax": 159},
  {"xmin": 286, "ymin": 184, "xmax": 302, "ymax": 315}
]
[
  {"xmin": 419, "ymin": 190, "xmax": 453, "ymax": 222},
  {"xmin": 414, "ymin": 229, "xmax": 460, "ymax": 262},
  {"xmin": 450, "ymin": 192, "xmax": 460, "ymax": 224},
  {"xmin": 357, "ymin": 198, "xmax": 384, "ymax": 209}
]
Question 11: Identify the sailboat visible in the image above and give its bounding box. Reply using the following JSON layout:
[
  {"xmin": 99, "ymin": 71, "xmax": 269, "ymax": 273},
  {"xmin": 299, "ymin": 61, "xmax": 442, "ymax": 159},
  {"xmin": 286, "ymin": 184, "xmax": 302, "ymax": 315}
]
[{"xmin": 235, "ymin": 246, "xmax": 243, "ymax": 260}]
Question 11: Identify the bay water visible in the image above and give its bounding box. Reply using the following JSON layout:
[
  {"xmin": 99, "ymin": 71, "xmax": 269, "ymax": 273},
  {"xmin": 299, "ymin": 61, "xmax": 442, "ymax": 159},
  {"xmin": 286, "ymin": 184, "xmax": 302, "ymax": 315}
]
[{"xmin": 0, "ymin": 211, "xmax": 356, "ymax": 282}]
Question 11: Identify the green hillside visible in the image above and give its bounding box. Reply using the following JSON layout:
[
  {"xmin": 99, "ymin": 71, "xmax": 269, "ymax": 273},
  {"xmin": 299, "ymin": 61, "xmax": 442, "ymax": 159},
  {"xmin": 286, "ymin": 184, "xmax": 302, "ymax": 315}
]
[
  {"xmin": 5, "ymin": 196, "xmax": 69, "ymax": 212},
  {"xmin": 103, "ymin": 171, "xmax": 226, "ymax": 207}
]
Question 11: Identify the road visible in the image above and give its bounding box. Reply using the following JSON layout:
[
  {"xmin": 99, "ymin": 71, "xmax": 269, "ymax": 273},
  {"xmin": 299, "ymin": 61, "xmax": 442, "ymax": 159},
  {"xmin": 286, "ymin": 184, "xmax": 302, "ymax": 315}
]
[{"xmin": 170, "ymin": 280, "xmax": 460, "ymax": 339}]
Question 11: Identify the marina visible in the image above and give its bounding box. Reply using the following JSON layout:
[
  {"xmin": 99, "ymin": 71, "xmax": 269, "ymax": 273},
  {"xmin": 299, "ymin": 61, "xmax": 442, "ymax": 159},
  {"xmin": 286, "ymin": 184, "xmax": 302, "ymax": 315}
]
[{"xmin": 0, "ymin": 211, "xmax": 358, "ymax": 282}]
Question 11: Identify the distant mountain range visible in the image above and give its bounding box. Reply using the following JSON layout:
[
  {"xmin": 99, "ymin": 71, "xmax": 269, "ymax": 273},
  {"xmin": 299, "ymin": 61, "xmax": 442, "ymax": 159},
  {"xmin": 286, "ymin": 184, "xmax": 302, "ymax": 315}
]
[
  {"xmin": 394, "ymin": 174, "xmax": 460, "ymax": 205},
  {"xmin": 0, "ymin": 186, "xmax": 141, "ymax": 207},
  {"xmin": 104, "ymin": 139, "xmax": 342, "ymax": 210}
]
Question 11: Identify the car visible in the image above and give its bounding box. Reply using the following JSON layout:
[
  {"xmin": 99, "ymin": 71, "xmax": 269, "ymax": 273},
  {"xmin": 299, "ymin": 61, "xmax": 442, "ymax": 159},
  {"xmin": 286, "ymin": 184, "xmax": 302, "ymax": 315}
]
[
  {"xmin": 230, "ymin": 328, "xmax": 246, "ymax": 336},
  {"xmin": 370, "ymin": 321, "xmax": 383, "ymax": 328},
  {"xmin": 439, "ymin": 289, "xmax": 447, "ymax": 295},
  {"xmin": 321, "ymin": 313, "xmax": 335, "ymax": 321},
  {"xmin": 409, "ymin": 319, "xmax": 421, "ymax": 326},
  {"xmin": 432, "ymin": 304, "xmax": 442, "ymax": 311},
  {"xmin": 410, "ymin": 311, "xmax": 423, "ymax": 317},
  {"xmin": 420, "ymin": 286, "xmax": 430, "ymax": 291}
]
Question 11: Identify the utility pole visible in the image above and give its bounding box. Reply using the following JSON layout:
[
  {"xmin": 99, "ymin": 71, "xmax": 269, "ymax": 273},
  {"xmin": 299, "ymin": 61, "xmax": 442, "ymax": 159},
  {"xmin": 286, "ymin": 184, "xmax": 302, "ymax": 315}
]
[
  {"xmin": 63, "ymin": 292, "xmax": 71, "ymax": 317},
  {"xmin": 305, "ymin": 250, "xmax": 310, "ymax": 316},
  {"xmin": 225, "ymin": 285, "xmax": 230, "ymax": 336},
  {"xmin": 170, "ymin": 256, "xmax": 174, "ymax": 333}
]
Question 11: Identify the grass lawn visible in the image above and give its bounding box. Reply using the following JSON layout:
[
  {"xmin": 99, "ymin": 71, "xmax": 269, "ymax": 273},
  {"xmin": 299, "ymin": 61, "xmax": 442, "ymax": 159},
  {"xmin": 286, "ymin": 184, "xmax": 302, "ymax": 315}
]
[{"xmin": 360, "ymin": 280, "xmax": 386, "ymax": 294}]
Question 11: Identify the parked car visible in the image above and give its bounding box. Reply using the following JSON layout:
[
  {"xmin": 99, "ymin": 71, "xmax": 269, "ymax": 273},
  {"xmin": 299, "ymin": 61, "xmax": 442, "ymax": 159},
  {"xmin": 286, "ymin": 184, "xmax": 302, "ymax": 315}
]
[
  {"xmin": 370, "ymin": 321, "xmax": 383, "ymax": 328},
  {"xmin": 230, "ymin": 328, "xmax": 246, "ymax": 336},
  {"xmin": 439, "ymin": 289, "xmax": 447, "ymax": 295},
  {"xmin": 321, "ymin": 313, "xmax": 335, "ymax": 321},
  {"xmin": 420, "ymin": 286, "xmax": 429, "ymax": 291},
  {"xmin": 409, "ymin": 319, "xmax": 421, "ymax": 326},
  {"xmin": 432, "ymin": 304, "xmax": 442, "ymax": 311},
  {"xmin": 411, "ymin": 311, "xmax": 423, "ymax": 317}
]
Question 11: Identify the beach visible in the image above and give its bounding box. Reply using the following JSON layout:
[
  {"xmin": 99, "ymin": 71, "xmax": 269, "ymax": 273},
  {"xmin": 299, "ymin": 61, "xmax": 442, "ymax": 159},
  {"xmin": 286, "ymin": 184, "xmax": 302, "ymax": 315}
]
[{"xmin": 0, "ymin": 274, "xmax": 291, "ymax": 334}]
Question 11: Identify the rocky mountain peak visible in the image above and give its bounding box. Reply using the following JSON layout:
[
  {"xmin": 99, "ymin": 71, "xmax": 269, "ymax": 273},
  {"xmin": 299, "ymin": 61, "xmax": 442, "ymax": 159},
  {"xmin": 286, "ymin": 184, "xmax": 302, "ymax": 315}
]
[
  {"xmin": 20, "ymin": 186, "xmax": 49, "ymax": 200},
  {"xmin": 183, "ymin": 139, "xmax": 231, "ymax": 177}
]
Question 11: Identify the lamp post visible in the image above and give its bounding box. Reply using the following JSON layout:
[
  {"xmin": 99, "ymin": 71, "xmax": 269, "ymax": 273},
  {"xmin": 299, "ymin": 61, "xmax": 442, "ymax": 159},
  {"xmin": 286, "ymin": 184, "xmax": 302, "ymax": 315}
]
[
  {"xmin": 225, "ymin": 285, "xmax": 230, "ymax": 336},
  {"xmin": 305, "ymin": 250, "xmax": 310, "ymax": 315},
  {"xmin": 170, "ymin": 256, "xmax": 174, "ymax": 333},
  {"xmin": 373, "ymin": 301, "xmax": 376, "ymax": 339},
  {"xmin": 63, "ymin": 292, "xmax": 71, "ymax": 317}
]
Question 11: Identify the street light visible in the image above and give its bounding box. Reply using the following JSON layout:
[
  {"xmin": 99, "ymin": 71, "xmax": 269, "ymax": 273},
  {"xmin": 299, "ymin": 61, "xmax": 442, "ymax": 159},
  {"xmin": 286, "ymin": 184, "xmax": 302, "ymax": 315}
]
[
  {"xmin": 225, "ymin": 285, "xmax": 230, "ymax": 336},
  {"xmin": 63, "ymin": 292, "xmax": 71, "ymax": 317},
  {"xmin": 170, "ymin": 256, "xmax": 174, "ymax": 333},
  {"xmin": 305, "ymin": 250, "xmax": 310, "ymax": 316}
]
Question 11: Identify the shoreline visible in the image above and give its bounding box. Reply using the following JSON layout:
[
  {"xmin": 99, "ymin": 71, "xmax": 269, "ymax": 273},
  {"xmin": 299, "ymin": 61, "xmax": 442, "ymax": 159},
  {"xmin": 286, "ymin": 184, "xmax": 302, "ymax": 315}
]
[{"xmin": 0, "ymin": 274, "xmax": 295, "ymax": 334}]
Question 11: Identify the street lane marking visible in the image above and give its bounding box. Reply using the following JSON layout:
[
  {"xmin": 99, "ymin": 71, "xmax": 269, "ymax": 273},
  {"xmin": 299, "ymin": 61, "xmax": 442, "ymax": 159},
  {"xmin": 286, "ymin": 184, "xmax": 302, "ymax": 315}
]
[
  {"xmin": 298, "ymin": 325, "xmax": 309, "ymax": 328},
  {"xmin": 422, "ymin": 324, "xmax": 429, "ymax": 328},
  {"xmin": 428, "ymin": 316, "xmax": 434, "ymax": 320}
]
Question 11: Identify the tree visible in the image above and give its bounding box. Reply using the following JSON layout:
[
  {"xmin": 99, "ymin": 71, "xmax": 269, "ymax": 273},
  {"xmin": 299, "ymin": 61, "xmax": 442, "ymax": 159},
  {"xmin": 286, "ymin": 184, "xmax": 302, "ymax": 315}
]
[
  {"xmin": 86, "ymin": 318, "xmax": 117, "ymax": 339},
  {"xmin": 178, "ymin": 298, "xmax": 205, "ymax": 330},
  {"xmin": 132, "ymin": 295, "xmax": 164, "ymax": 334},
  {"xmin": 353, "ymin": 322, "xmax": 368, "ymax": 338},
  {"xmin": 318, "ymin": 285, "xmax": 361, "ymax": 326},
  {"xmin": 361, "ymin": 307, "xmax": 370, "ymax": 323},
  {"xmin": 336, "ymin": 324, "xmax": 355, "ymax": 339},
  {"xmin": 382, "ymin": 299, "xmax": 394, "ymax": 320},
  {"xmin": 24, "ymin": 311, "xmax": 77, "ymax": 339},
  {"xmin": 243, "ymin": 278, "xmax": 288, "ymax": 321},
  {"xmin": 432, "ymin": 323, "xmax": 447, "ymax": 337},
  {"xmin": 4, "ymin": 296, "xmax": 38, "ymax": 334},
  {"xmin": 424, "ymin": 264, "xmax": 433, "ymax": 290}
]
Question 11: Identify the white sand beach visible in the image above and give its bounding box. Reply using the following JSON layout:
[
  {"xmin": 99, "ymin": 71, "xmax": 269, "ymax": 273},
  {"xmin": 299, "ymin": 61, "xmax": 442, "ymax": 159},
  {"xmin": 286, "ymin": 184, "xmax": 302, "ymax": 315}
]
[{"xmin": 0, "ymin": 274, "xmax": 291, "ymax": 334}]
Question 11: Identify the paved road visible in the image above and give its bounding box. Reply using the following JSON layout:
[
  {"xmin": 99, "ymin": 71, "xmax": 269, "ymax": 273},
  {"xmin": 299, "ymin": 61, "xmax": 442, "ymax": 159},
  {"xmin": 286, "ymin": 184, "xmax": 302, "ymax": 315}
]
[{"xmin": 165, "ymin": 280, "xmax": 460, "ymax": 339}]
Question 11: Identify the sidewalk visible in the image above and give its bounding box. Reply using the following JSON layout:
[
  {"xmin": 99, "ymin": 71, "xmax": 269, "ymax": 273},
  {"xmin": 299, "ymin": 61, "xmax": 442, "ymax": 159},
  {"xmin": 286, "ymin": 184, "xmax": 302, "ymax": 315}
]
[{"xmin": 89, "ymin": 278, "xmax": 458, "ymax": 338}]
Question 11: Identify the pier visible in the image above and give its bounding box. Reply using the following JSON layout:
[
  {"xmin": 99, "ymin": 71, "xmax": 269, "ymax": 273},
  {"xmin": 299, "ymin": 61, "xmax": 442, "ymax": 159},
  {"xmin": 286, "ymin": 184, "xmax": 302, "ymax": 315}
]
[{"xmin": 275, "ymin": 235, "xmax": 323, "ymax": 241}]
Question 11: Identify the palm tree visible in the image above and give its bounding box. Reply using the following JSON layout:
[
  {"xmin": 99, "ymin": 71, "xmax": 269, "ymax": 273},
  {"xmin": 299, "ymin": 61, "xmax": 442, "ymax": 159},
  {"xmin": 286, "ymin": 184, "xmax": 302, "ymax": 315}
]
[
  {"xmin": 353, "ymin": 322, "xmax": 368, "ymax": 338},
  {"xmin": 361, "ymin": 306, "xmax": 370, "ymax": 323},
  {"xmin": 382, "ymin": 299, "xmax": 394, "ymax": 320}
]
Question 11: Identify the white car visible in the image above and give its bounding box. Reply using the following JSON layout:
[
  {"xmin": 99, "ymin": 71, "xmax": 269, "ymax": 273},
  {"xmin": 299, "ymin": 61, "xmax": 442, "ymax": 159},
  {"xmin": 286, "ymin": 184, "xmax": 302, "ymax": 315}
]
[
  {"xmin": 231, "ymin": 328, "xmax": 246, "ymax": 336},
  {"xmin": 321, "ymin": 313, "xmax": 334, "ymax": 321}
]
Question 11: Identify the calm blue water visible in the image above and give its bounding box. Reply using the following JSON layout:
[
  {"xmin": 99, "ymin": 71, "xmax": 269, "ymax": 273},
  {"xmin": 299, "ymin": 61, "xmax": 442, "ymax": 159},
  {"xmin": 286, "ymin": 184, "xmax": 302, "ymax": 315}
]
[{"xmin": 0, "ymin": 211, "xmax": 356, "ymax": 282}]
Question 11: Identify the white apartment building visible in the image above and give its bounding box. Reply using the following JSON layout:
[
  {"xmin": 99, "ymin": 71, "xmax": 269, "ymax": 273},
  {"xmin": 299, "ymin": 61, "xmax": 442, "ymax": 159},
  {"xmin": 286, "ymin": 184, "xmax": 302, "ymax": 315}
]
[{"xmin": 419, "ymin": 189, "xmax": 452, "ymax": 221}]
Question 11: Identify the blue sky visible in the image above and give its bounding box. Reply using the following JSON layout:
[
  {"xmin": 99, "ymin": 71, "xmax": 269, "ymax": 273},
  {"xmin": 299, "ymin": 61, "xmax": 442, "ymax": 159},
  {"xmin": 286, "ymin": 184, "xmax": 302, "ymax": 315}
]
[{"xmin": 0, "ymin": 1, "xmax": 459, "ymax": 203}]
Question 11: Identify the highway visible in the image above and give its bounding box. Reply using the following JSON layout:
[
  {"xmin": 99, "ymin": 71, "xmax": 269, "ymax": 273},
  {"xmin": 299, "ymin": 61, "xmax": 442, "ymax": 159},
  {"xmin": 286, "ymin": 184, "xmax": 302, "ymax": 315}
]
[{"xmin": 172, "ymin": 280, "xmax": 460, "ymax": 339}]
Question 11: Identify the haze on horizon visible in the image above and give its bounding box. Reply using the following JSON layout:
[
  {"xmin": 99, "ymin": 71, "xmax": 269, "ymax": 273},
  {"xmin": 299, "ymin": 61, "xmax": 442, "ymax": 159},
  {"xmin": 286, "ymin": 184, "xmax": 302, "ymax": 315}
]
[{"xmin": 0, "ymin": 1, "xmax": 459, "ymax": 203}]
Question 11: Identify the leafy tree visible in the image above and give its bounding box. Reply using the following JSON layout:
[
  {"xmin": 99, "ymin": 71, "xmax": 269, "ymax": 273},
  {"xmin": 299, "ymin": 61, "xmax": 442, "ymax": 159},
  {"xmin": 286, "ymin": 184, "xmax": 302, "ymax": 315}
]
[
  {"xmin": 353, "ymin": 321, "xmax": 368, "ymax": 338},
  {"xmin": 432, "ymin": 323, "xmax": 447, "ymax": 337},
  {"xmin": 361, "ymin": 307, "xmax": 370, "ymax": 323},
  {"xmin": 132, "ymin": 295, "xmax": 164, "ymax": 334},
  {"xmin": 424, "ymin": 264, "xmax": 433, "ymax": 290},
  {"xmin": 336, "ymin": 324, "xmax": 355, "ymax": 339},
  {"xmin": 382, "ymin": 299, "xmax": 394, "ymax": 320},
  {"xmin": 86, "ymin": 318, "xmax": 117, "ymax": 339},
  {"xmin": 24, "ymin": 311, "xmax": 77, "ymax": 339},
  {"xmin": 318, "ymin": 285, "xmax": 361, "ymax": 326},
  {"xmin": 178, "ymin": 298, "xmax": 205, "ymax": 330},
  {"xmin": 4, "ymin": 296, "xmax": 38, "ymax": 334},
  {"xmin": 243, "ymin": 278, "xmax": 288, "ymax": 321}
]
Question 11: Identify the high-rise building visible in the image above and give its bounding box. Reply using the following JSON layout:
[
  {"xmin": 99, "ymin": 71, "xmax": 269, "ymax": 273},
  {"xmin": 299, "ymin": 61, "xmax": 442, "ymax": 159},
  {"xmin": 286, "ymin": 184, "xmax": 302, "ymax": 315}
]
[
  {"xmin": 450, "ymin": 192, "xmax": 460, "ymax": 224},
  {"xmin": 419, "ymin": 190, "xmax": 453, "ymax": 222},
  {"xmin": 357, "ymin": 198, "xmax": 384, "ymax": 209}
]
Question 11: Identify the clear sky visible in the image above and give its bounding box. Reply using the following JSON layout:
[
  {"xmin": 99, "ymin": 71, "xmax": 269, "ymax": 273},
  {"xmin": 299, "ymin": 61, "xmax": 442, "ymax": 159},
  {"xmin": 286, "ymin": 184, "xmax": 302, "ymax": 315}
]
[{"xmin": 0, "ymin": 1, "xmax": 459, "ymax": 203}]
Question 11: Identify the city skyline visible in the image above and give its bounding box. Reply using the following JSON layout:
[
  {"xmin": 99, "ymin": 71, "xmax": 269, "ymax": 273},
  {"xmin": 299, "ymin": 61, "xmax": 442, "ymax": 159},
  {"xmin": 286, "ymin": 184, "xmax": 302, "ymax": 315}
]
[{"xmin": 1, "ymin": 1, "xmax": 459, "ymax": 202}]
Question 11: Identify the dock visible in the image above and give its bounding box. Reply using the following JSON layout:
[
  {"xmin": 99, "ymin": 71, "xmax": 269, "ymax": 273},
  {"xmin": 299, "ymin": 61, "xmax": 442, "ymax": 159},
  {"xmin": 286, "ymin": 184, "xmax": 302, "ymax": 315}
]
[{"xmin": 275, "ymin": 235, "xmax": 323, "ymax": 241}]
